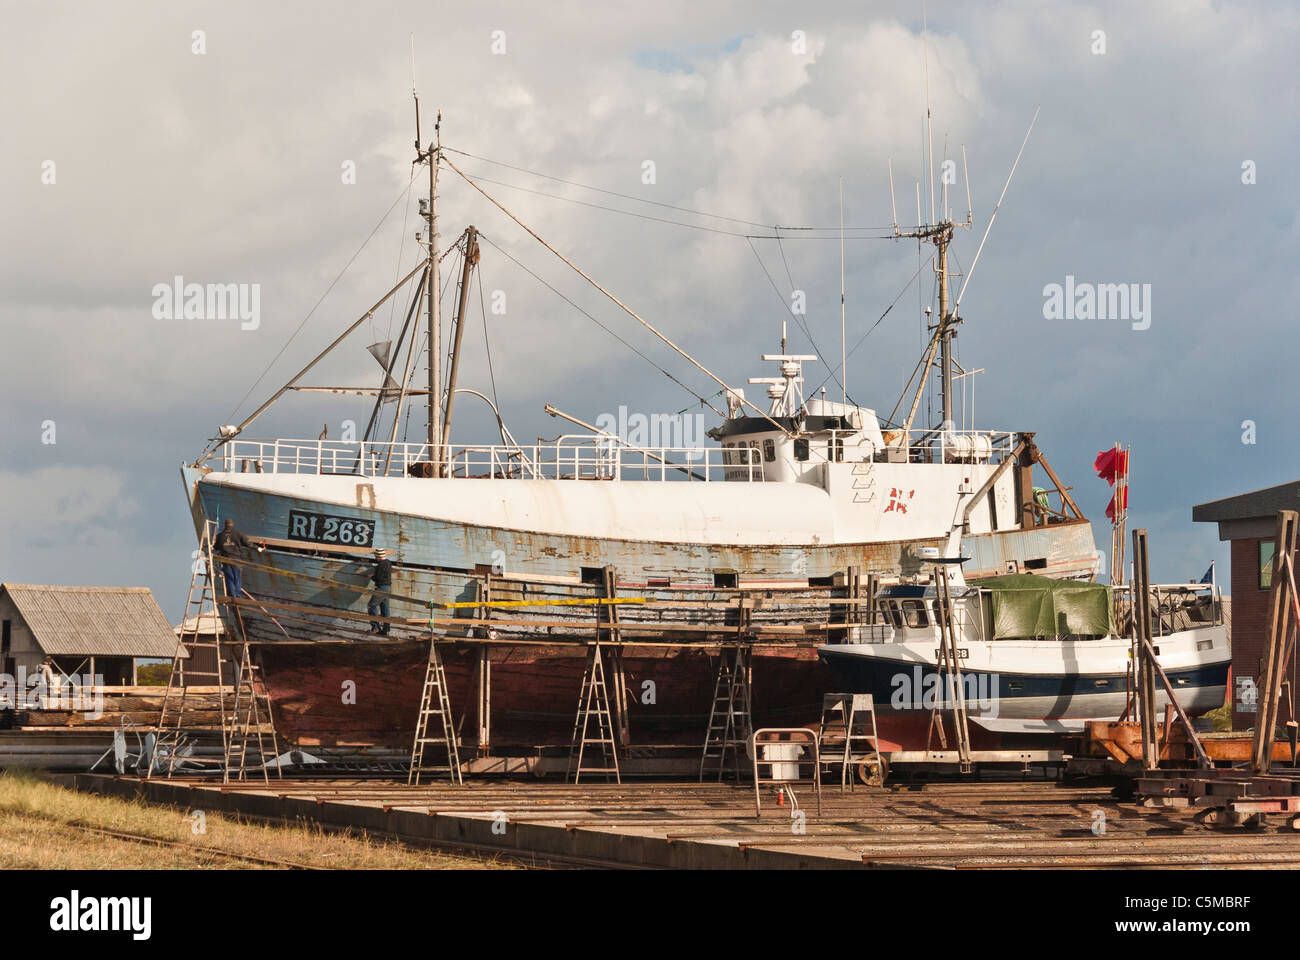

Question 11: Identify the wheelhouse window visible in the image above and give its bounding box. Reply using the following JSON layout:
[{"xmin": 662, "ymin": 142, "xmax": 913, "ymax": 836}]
[
  {"xmin": 881, "ymin": 601, "xmax": 904, "ymax": 629},
  {"xmin": 900, "ymin": 599, "xmax": 930, "ymax": 628},
  {"xmin": 763, "ymin": 439, "xmax": 776, "ymax": 463},
  {"xmin": 829, "ymin": 437, "xmax": 844, "ymax": 462},
  {"xmin": 794, "ymin": 438, "xmax": 809, "ymax": 461}
]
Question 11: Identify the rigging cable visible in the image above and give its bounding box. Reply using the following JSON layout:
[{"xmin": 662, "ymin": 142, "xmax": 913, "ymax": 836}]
[
  {"xmin": 479, "ymin": 233, "xmax": 725, "ymax": 419},
  {"xmin": 746, "ymin": 236, "xmax": 854, "ymax": 405},
  {"xmin": 220, "ymin": 168, "xmax": 419, "ymax": 428},
  {"xmin": 443, "ymin": 145, "xmax": 897, "ymax": 234},
  {"xmin": 808, "ymin": 255, "xmax": 929, "ymax": 407},
  {"xmin": 453, "ymin": 166, "xmax": 894, "ymax": 240},
  {"xmin": 475, "ymin": 263, "xmax": 501, "ymax": 418}
]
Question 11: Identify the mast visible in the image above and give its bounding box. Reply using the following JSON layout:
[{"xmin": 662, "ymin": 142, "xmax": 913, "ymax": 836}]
[
  {"xmin": 425, "ymin": 112, "xmax": 443, "ymax": 459},
  {"xmin": 894, "ymin": 219, "xmax": 956, "ymax": 437},
  {"xmin": 937, "ymin": 223, "xmax": 953, "ymax": 428},
  {"xmin": 441, "ymin": 226, "xmax": 479, "ymax": 452}
]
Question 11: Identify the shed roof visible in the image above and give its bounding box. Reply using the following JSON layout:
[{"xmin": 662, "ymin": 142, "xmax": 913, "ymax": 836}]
[
  {"xmin": 0, "ymin": 584, "xmax": 181, "ymax": 659},
  {"xmin": 1193, "ymin": 480, "xmax": 1300, "ymax": 523}
]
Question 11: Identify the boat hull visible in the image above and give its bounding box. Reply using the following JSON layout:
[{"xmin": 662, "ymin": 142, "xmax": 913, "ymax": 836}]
[
  {"xmin": 257, "ymin": 640, "xmax": 832, "ymax": 748},
  {"xmin": 182, "ymin": 466, "xmax": 1105, "ymax": 751},
  {"xmin": 817, "ymin": 631, "xmax": 1230, "ymax": 751}
]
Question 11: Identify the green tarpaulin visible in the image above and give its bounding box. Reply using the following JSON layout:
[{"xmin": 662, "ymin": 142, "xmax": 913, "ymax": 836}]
[{"xmin": 968, "ymin": 573, "xmax": 1115, "ymax": 639}]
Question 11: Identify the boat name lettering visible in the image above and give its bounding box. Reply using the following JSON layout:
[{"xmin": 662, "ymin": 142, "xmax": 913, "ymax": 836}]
[{"xmin": 287, "ymin": 510, "xmax": 374, "ymax": 546}]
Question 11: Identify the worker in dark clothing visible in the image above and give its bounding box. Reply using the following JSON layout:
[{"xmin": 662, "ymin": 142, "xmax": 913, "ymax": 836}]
[
  {"xmin": 368, "ymin": 548, "xmax": 393, "ymax": 634},
  {"xmin": 212, "ymin": 519, "xmax": 263, "ymax": 599}
]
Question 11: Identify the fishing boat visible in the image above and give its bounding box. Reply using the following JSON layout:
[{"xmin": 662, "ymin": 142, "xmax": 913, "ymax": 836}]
[
  {"xmin": 181, "ymin": 100, "xmax": 1102, "ymax": 752},
  {"xmin": 816, "ymin": 573, "xmax": 1230, "ymax": 758}
]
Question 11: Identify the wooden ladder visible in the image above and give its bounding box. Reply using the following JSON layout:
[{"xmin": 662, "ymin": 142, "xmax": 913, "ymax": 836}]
[
  {"xmin": 817, "ymin": 693, "xmax": 883, "ymax": 789},
  {"xmin": 568, "ymin": 642, "xmax": 621, "ymax": 783},
  {"xmin": 699, "ymin": 639, "xmax": 753, "ymax": 782},
  {"xmin": 409, "ymin": 638, "xmax": 463, "ymax": 785},
  {"xmin": 150, "ymin": 520, "xmax": 231, "ymax": 779},
  {"xmin": 224, "ymin": 641, "xmax": 281, "ymax": 783}
]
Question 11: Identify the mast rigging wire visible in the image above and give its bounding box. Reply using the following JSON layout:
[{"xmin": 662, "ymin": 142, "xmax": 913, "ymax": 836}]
[
  {"xmin": 478, "ymin": 233, "xmax": 725, "ymax": 419},
  {"xmin": 441, "ymin": 154, "xmax": 788, "ymax": 433},
  {"xmin": 220, "ymin": 169, "xmax": 419, "ymax": 429}
]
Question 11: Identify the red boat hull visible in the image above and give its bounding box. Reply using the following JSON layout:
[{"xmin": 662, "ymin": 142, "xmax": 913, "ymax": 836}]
[{"xmin": 258, "ymin": 642, "xmax": 833, "ymax": 749}]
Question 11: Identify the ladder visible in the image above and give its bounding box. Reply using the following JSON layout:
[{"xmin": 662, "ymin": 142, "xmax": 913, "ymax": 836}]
[
  {"xmin": 817, "ymin": 693, "xmax": 882, "ymax": 789},
  {"xmin": 699, "ymin": 642, "xmax": 753, "ymax": 781},
  {"xmin": 150, "ymin": 520, "xmax": 231, "ymax": 779},
  {"xmin": 567, "ymin": 642, "xmax": 620, "ymax": 783},
  {"xmin": 224, "ymin": 641, "xmax": 280, "ymax": 783},
  {"xmin": 409, "ymin": 638, "xmax": 462, "ymax": 784}
]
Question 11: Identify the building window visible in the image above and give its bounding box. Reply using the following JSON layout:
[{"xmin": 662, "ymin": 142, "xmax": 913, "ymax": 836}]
[
  {"xmin": 1261, "ymin": 540, "xmax": 1276, "ymax": 590},
  {"xmin": 794, "ymin": 439, "xmax": 809, "ymax": 462}
]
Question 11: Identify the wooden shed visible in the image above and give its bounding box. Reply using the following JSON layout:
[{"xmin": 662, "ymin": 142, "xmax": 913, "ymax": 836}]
[{"xmin": 0, "ymin": 584, "xmax": 183, "ymax": 686}]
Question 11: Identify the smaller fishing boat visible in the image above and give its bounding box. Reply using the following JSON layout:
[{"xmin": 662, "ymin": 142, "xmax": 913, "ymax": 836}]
[{"xmin": 816, "ymin": 571, "xmax": 1229, "ymax": 754}]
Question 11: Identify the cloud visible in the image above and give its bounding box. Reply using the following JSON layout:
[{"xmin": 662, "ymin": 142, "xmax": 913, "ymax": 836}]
[{"xmin": 3, "ymin": 0, "xmax": 1297, "ymax": 611}]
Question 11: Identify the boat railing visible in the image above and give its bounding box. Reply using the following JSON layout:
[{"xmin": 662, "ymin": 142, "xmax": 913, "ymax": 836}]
[
  {"xmin": 876, "ymin": 429, "xmax": 1019, "ymax": 465},
  {"xmin": 218, "ymin": 436, "xmax": 765, "ymax": 482},
  {"xmin": 1114, "ymin": 581, "xmax": 1224, "ymax": 637}
]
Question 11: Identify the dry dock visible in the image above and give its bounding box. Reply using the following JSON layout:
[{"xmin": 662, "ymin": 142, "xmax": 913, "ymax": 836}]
[{"xmin": 73, "ymin": 775, "xmax": 1300, "ymax": 869}]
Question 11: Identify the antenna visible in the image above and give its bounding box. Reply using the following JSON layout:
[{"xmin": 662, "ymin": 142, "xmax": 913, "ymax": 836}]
[
  {"xmin": 839, "ymin": 177, "xmax": 847, "ymax": 407},
  {"xmin": 954, "ymin": 106, "xmax": 1039, "ymax": 312},
  {"xmin": 961, "ymin": 143, "xmax": 972, "ymax": 226},
  {"xmin": 922, "ymin": 0, "xmax": 935, "ymax": 226},
  {"xmin": 888, "ymin": 158, "xmax": 899, "ymax": 234},
  {"xmin": 410, "ymin": 34, "xmax": 421, "ymax": 148}
]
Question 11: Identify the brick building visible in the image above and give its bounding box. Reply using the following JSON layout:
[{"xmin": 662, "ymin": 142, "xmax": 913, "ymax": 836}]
[{"xmin": 1193, "ymin": 480, "xmax": 1300, "ymax": 728}]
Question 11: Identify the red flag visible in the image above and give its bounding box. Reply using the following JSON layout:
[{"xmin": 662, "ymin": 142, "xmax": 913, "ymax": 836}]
[
  {"xmin": 1105, "ymin": 487, "xmax": 1128, "ymax": 521},
  {"xmin": 1094, "ymin": 448, "xmax": 1128, "ymax": 486}
]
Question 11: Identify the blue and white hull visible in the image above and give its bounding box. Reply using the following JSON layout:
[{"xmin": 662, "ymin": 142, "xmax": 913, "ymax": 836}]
[{"xmin": 818, "ymin": 627, "xmax": 1231, "ymax": 739}]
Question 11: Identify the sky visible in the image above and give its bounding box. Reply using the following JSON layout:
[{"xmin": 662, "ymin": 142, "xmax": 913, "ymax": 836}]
[{"xmin": 2, "ymin": 0, "xmax": 1297, "ymax": 620}]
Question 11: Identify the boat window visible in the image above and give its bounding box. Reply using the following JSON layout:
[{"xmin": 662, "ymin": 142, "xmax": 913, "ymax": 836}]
[
  {"xmin": 794, "ymin": 439, "xmax": 809, "ymax": 462},
  {"xmin": 829, "ymin": 437, "xmax": 844, "ymax": 462},
  {"xmin": 883, "ymin": 601, "xmax": 904, "ymax": 629},
  {"xmin": 900, "ymin": 599, "xmax": 930, "ymax": 628},
  {"xmin": 763, "ymin": 439, "xmax": 776, "ymax": 463}
]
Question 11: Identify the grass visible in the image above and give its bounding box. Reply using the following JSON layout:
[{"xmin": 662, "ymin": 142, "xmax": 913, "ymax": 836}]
[{"xmin": 0, "ymin": 771, "xmax": 520, "ymax": 870}]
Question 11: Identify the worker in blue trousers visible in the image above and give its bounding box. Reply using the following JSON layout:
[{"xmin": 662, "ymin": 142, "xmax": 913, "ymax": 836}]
[
  {"xmin": 368, "ymin": 547, "xmax": 393, "ymax": 634},
  {"xmin": 212, "ymin": 519, "xmax": 263, "ymax": 598}
]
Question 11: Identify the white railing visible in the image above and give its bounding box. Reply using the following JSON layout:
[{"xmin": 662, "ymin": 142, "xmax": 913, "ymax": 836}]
[
  {"xmin": 876, "ymin": 429, "xmax": 1019, "ymax": 464},
  {"xmin": 219, "ymin": 435, "xmax": 765, "ymax": 482}
]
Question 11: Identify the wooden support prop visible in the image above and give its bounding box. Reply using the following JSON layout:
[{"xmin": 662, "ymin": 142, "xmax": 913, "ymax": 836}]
[
  {"xmin": 1253, "ymin": 510, "xmax": 1299, "ymax": 774},
  {"xmin": 1132, "ymin": 529, "xmax": 1212, "ymax": 770},
  {"xmin": 600, "ymin": 566, "xmax": 631, "ymax": 748},
  {"xmin": 1132, "ymin": 529, "xmax": 1158, "ymax": 769},
  {"xmin": 476, "ymin": 574, "xmax": 492, "ymax": 758}
]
